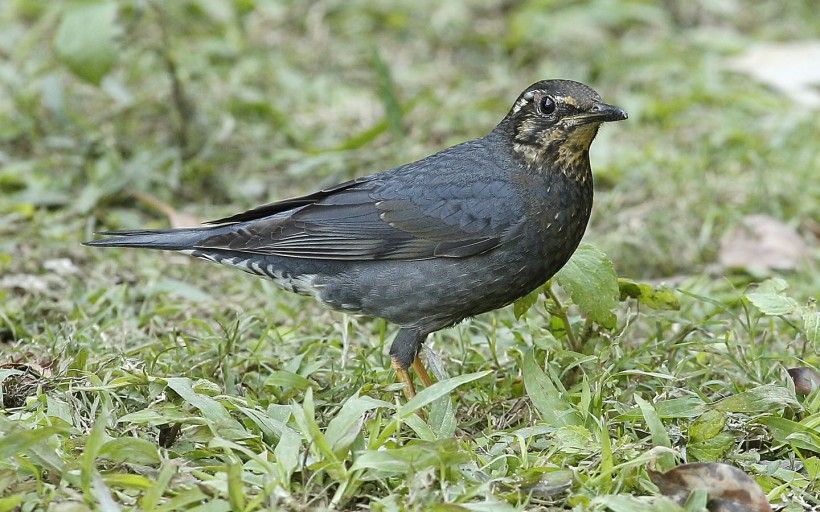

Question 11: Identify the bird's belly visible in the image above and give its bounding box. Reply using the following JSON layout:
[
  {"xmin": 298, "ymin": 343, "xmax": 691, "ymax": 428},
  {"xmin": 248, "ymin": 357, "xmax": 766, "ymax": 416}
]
[{"xmin": 313, "ymin": 222, "xmax": 587, "ymax": 331}]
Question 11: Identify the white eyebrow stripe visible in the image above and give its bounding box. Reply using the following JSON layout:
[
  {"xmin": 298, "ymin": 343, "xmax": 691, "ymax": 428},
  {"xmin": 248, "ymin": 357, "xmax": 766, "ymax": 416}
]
[
  {"xmin": 513, "ymin": 90, "xmax": 541, "ymax": 114},
  {"xmin": 511, "ymin": 96, "xmax": 530, "ymax": 114}
]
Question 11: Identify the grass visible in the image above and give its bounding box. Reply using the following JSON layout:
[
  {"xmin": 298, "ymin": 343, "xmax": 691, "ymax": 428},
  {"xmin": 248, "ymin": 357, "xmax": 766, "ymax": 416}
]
[{"xmin": 1, "ymin": 0, "xmax": 819, "ymax": 510}]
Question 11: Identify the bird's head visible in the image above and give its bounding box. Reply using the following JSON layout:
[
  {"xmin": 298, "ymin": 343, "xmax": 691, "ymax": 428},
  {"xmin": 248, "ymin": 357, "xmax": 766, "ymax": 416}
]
[{"xmin": 499, "ymin": 79, "xmax": 627, "ymax": 175}]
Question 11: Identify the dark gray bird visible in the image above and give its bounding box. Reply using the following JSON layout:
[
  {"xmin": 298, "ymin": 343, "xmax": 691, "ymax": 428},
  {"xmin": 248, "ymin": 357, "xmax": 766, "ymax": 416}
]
[{"xmin": 85, "ymin": 79, "xmax": 627, "ymax": 398}]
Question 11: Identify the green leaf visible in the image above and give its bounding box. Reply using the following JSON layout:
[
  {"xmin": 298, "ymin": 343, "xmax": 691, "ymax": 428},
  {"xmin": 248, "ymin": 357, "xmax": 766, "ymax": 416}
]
[
  {"xmin": 274, "ymin": 429, "xmax": 302, "ymax": 483},
  {"xmin": 553, "ymin": 425, "xmax": 593, "ymax": 453},
  {"xmin": 687, "ymin": 432, "xmax": 734, "ymax": 462},
  {"xmin": 351, "ymin": 438, "xmax": 468, "ymax": 475},
  {"xmin": 98, "ymin": 437, "xmax": 160, "ymax": 465},
  {"xmin": 714, "ymin": 384, "xmax": 797, "ymax": 413},
  {"xmin": 682, "ymin": 488, "xmax": 708, "ymax": 511},
  {"xmin": 688, "ymin": 409, "xmax": 726, "ymax": 442},
  {"xmin": 756, "ymin": 416, "xmax": 820, "ymax": 453},
  {"xmin": 0, "ymin": 418, "xmax": 71, "ymax": 484},
  {"xmin": 522, "ymin": 348, "xmax": 583, "ymax": 427},
  {"xmin": 746, "ymin": 278, "xmax": 798, "ymax": 315},
  {"xmin": 165, "ymin": 378, "xmax": 231, "ymax": 422},
  {"xmin": 397, "ymin": 371, "xmax": 491, "ymax": 419},
  {"xmin": 804, "ymin": 310, "xmax": 819, "ymax": 345},
  {"xmin": 324, "ymin": 395, "xmax": 392, "ymax": 455},
  {"xmin": 513, "ymin": 286, "xmax": 541, "ymax": 319},
  {"xmin": 635, "ymin": 395, "xmax": 674, "ymax": 471},
  {"xmin": 616, "ymin": 397, "xmax": 705, "ymax": 421},
  {"xmin": 403, "ymin": 412, "xmax": 437, "ymax": 441},
  {"xmin": 756, "ymin": 277, "xmax": 789, "ymax": 294},
  {"xmin": 555, "ymin": 243, "xmax": 619, "ymax": 328},
  {"xmin": 427, "ymin": 391, "xmax": 457, "ymax": 440},
  {"xmin": 164, "ymin": 377, "xmax": 247, "ymax": 440},
  {"xmin": 117, "ymin": 408, "xmax": 191, "ymax": 426},
  {"xmin": 235, "ymin": 406, "xmax": 296, "ymax": 440},
  {"xmin": 290, "ymin": 388, "xmax": 340, "ymax": 472},
  {"xmin": 140, "ymin": 462, "xmax": 176, "ymax": 511},
  {"xmin": 0, "ymin": 425, "xmax": 67, "ymax": 460},
  {"xmin": 263, "ymin": 370, "xmax": 313, "ymax": 391},
  {"xmin": 226, "ymin": 462, "xmax": 244, "ymax": 512},
  {"xmin": 618, "ymin": 278, "xmax": 680, "ymax": 310},
  {"xmin": 53, "ymin": 1, "xmax": 120, "ymax": 85},
  {"xmin": 100, "ymin": 473, "xmax": 152, "ymax": 490},
  {"xmin": 80, "ymin": 412, "xmax": 108, "ymax": 497},
  {"xmin": 746, "ymin": 292, "xmax": 799, "ymax": 316},
  {"xmin": 0, "ymin": 495, "xmax": 25, "ymax": 512}
]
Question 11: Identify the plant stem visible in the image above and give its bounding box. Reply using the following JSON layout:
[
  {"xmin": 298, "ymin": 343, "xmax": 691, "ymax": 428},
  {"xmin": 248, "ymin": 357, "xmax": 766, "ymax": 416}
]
[{"xmin": 545, "ymin": 282, "xmax": 579, "ymax": 352}]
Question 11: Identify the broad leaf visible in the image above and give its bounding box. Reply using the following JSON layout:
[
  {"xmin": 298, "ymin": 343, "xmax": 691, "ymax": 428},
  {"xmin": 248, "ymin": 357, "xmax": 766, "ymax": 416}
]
[
  {"xmin": 54, "ymin": 1, "xmax": 120, "ymax": 85},
  {"xmin": 714, "ymin": 384, "xmax": 797, "ymax": 413},
  {"xmin": 618, "ymin": 278, "xmax": 680, "ymax": 310},
  {"xmin": 746, "ymin": 292, "xmax": 799, "ymax": 316},
  {"xmin": 324, "ymin": 395, "xmax": 392, "ymax": 455},
  {"xmin": 555, "ymin": 243, "xmax": 619, "ymax": 328},
  {"xmin": 513, "ymin": 285, "xmax": 541, "ymax": 319},
  {"xmin": 746, "ymin": 278, "xmax": 798, "ymax": 315}
]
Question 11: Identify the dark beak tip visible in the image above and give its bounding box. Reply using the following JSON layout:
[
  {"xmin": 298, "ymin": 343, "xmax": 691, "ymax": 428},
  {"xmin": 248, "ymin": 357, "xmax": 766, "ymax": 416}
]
[{"xmin": 594, "ymin": 102, "xmax": 628, "ymax": 122}]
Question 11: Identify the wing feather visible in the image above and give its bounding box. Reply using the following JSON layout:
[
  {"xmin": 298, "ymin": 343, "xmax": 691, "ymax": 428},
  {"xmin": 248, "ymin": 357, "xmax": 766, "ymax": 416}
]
[{"xmin": 196, "ymin": 146, "xmax": 527, "ymax": 261}]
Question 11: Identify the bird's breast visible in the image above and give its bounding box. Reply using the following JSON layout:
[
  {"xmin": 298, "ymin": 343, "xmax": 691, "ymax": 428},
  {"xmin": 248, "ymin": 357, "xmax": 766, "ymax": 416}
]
[{"xmin": 513, "ymin": 172, "xmax": 593, "ymax": 280}]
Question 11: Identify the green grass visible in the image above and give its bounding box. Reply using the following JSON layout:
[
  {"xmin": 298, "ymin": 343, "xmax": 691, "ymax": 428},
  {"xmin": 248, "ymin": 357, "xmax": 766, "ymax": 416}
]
[{"xmin": 1, "ymin": 1, "xmax": 819, "ymax": 510}]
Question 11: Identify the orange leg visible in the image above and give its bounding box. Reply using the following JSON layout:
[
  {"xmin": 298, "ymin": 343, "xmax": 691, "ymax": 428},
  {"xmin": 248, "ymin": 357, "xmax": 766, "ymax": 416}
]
[
  {"xmin": 391, "ymin": 356, "xmax": 417, "ymax": 400},
  {"xmin": 391, "ymin": 354, "xmax": 435, "ymax": 400},
  {"xmin": 412, "ymin": 355, "xmax": 433, "ymax": 388}
]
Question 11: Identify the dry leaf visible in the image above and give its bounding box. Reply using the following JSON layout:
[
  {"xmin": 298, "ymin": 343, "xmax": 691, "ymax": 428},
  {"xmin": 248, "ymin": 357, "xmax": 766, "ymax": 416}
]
[
  {"xmin": 719, "ymin": 214, "xmax": 807, "ymax": 271},
  {"xmin": 0, "ymin": 362, "xmax": 45, "ymax": 408},
  {"xmin": 132, "ymin": 190, "xmax": 202, "ymax": 228},
  {"xmin": 648, "ymin": 462, "xmax": 772, "ymax": 512},
  {"xmin": 728, "ymin": 41, "xmax": 820, "ymax": 107},
  {"xmin": 787, "ymin": 367, "xmax": 820, "ymax": 396}
]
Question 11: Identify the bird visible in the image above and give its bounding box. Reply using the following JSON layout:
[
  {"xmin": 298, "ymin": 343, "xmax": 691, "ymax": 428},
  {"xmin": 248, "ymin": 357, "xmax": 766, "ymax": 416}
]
[{"xmin": 85, "ymin": 79, "xmax": 627, "ymax": 399}]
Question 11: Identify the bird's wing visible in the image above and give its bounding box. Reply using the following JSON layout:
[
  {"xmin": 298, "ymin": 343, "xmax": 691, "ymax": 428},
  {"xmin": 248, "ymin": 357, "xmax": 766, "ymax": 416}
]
[{"xmin": 196, "ymin": 168, "xmax": 525, "ymax": 261}]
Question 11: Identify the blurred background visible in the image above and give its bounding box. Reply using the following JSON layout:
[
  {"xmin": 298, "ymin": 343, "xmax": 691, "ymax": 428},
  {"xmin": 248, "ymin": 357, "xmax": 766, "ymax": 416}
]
[{"xmin": 0, "ymin": 0, "xmax": 818, "ymax": 334}]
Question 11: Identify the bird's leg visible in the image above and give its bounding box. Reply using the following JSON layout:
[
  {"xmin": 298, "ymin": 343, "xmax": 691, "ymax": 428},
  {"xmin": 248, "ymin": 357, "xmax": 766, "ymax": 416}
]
[
  {"xmin": 389, "ymin": 328, "xmax": 428, "ymax": 399},
  {"xmin": 391, "ymin": 356, "xmax": 417, "ymax": 400},
  {"xmin": 412, "ymin": 355, "xmax": 433, "ymax": 388}
]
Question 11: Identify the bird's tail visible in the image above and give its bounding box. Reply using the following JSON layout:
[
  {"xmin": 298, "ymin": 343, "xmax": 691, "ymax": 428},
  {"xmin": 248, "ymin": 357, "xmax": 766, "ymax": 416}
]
[{"xmin": 83, "ymin": 227, "xmax": 225, "ymax": 251}]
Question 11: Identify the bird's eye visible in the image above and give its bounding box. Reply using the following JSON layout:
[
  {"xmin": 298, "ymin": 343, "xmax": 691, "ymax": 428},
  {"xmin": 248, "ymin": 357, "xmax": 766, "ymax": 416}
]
[{"xmin": 538, "ymin": 96, "xmax": 556, "ymax": 115}]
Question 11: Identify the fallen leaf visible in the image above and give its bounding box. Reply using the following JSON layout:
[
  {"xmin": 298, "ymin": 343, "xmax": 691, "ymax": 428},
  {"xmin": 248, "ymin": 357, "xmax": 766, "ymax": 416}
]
[
  {"xmin": 787, "ymin": 367, "xmax": 820, "ymax": 396},
  {"xmin": 0, "ymin": 363, "xmax": 44, "ymax": 408},
  {"xmin": 132, "ymin": 190, "xmax": 202, "ymax": 228},
  {"xmin": 648, "ymin": 462, "xmax": 772, "ymax": 512},
  {"xmin": 727, "ymin": 41, "xmax": 820, "ymax": 107},
  {"xmin": 719, "ymin": 214, "xmax": 807, "ymax": 271}
]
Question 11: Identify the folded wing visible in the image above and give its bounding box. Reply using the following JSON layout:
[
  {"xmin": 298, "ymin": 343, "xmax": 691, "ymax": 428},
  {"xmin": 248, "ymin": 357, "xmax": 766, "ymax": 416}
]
[{"xmin": 197, "ymin": 171, "xmax": 524, "ymax": 261}]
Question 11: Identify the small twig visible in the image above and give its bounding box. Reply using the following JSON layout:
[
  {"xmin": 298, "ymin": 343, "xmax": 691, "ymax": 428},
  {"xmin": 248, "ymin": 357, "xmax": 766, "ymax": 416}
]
[{"xmin": 577, "ymin": 317, "xmax": 595, "ymax": 349}]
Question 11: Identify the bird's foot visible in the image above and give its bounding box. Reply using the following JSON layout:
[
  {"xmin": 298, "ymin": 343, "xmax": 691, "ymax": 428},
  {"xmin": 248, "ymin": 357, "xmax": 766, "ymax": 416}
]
[{"xmin": 391, "ymin": 354, "xmax": 436, "ymax": 400}]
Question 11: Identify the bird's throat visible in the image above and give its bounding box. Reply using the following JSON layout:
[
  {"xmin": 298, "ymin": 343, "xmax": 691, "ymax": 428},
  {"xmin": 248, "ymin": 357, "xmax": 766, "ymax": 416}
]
[{"xmin": 512, "ymin": 122, "xmax": 599, "ymax": 184}]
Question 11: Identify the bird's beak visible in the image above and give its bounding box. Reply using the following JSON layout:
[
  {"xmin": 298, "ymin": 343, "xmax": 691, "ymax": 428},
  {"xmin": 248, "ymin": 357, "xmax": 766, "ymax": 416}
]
[{"xmin": 576, "ymin": 102, "xmax": 628, "ymax": 123}]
